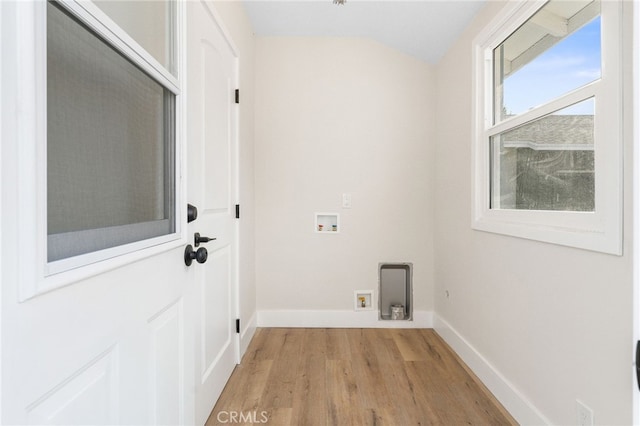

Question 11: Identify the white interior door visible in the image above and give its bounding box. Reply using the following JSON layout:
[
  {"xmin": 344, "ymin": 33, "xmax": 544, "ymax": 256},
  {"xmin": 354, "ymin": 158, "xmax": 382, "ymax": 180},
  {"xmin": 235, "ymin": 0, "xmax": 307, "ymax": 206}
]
[{"xmin": 186, "ymin": 2, "xmax": 239, "ymax": 424}]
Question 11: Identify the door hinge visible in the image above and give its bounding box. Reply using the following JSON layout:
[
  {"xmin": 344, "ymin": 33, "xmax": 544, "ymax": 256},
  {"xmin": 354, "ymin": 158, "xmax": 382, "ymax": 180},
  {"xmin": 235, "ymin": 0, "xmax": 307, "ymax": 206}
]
[
  {"xmin": 235, "ymin": 204, "xmax": 240, "ymax": 219},
  {"xmin": 235, "ymin": 89, "xmax": 239, "ymax": 104},
  {"xmin": 636, "ymin": 340, "xmax": 640, "ymax": 390},
  {"xmin": 235, "ymin": 318, "xmax": 240, "ymax": 334}
]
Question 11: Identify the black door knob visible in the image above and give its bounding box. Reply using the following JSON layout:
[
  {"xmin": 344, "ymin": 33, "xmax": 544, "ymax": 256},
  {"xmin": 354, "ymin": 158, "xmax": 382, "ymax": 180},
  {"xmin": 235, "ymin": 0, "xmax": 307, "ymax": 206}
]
[{"xmin": 184, "ymin": 244, "xmax": 208, "ymax": 266}]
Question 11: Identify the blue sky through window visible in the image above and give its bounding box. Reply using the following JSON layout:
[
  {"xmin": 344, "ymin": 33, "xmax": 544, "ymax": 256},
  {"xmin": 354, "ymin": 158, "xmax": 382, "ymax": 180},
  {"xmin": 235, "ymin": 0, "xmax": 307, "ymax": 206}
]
[{"xmin": 502, "ymin": 16, "xmax": 601, "ymax": 116}]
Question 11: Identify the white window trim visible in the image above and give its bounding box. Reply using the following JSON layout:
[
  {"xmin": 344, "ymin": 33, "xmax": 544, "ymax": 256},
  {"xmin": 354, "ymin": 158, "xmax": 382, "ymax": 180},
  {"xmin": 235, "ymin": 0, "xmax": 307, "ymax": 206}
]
[
  {"xmin": 471, "ymin": 0, "xmax": 623, "ymax": 255},
  {"xmin": 10, "ymin": 0, "xmax": 187, "ymax": 300}
]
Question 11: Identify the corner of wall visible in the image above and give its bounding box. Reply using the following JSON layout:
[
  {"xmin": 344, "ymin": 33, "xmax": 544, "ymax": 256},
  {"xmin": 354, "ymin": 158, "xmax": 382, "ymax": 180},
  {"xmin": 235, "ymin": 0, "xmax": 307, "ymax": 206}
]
[{"xmin": 239, "ymin": 311, "xmax": 257, "ymax": 360}]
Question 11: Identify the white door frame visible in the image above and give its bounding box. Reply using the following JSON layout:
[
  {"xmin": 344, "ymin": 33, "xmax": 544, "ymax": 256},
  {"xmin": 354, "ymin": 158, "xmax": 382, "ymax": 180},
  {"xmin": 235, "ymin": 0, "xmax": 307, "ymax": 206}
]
[
  {"xmin": 0, "ymin": 2, "xmax": 4, "ymax": 420},
  {"xmin": 633, "ymin": 0, "xmax": 640, "ymax": 423}
]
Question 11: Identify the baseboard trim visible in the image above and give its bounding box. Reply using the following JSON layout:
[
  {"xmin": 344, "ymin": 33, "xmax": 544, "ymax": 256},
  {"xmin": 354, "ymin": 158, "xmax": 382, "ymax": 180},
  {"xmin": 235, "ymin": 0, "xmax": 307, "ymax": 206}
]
[
  {"xmin": 433, "ymin": 314, "xmax": 550, "ymax": 425},
  {"xmin": 257, "ymin": 309, "xmax": 433, "ymax": 328}
]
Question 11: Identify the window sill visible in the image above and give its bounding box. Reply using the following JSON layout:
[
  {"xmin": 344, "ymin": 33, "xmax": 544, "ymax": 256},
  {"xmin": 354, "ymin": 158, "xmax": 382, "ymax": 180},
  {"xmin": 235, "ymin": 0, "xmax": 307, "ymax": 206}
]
[{"xmin": 471, "ymin": 211, "xmax": 622, "ymax": 255}]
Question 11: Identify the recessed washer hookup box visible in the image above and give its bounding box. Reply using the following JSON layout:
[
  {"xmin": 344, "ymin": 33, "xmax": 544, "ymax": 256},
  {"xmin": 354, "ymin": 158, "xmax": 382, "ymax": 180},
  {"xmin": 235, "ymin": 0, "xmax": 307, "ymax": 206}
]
[{"xmin": 379, "ymin": 263, "xmax": 413, "ymax": 321}]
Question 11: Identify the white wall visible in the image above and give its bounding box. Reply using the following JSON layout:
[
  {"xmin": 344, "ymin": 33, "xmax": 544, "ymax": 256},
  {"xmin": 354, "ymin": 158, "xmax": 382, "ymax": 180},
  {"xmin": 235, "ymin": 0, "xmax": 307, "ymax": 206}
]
[
  {"xmin": 254, "ymin": 37, "xmax": 435, "ymax": 319},
  {"xmin": 212, "ymin": 0, "xmax": 257, "ymax": 352},
  {"xmin": 434, "ymin": 1, "xmax": 635, "ymax": 425}
]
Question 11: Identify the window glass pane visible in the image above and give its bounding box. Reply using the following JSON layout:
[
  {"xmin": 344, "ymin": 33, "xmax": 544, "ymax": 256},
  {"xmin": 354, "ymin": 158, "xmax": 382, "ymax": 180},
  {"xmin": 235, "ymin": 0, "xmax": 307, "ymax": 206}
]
[
  {"xmin": 494, "ymin": 0, "xmax": 600, "ymax": 121},
  {"xmin": 47, "ymin": 2, "xmax": 176, "ymax": 262},
  {"xmin": 94, "ymin": 0, "xmax": 176, "ymax": 75},
  {"xmin": 490, "ymin": 98, "xmax": 594, "ymax": 211}
]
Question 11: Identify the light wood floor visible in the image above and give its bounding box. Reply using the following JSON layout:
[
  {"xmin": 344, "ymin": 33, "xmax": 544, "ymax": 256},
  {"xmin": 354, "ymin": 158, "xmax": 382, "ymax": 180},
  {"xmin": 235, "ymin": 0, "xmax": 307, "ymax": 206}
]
[{"xmin": 206, "ymin": 328, "xmax": 517, "ymax": 425}]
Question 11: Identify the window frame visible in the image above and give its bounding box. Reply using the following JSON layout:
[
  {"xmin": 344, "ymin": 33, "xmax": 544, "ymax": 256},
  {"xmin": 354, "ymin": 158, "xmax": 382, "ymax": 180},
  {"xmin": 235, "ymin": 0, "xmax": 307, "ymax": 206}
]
[
  {"xmin": 14, "ymin": 0, "xmax": 186, "ymax": 299},
  {"xmin": 471, "ymin": 0, "xmax": 623, "ymax": 255}
]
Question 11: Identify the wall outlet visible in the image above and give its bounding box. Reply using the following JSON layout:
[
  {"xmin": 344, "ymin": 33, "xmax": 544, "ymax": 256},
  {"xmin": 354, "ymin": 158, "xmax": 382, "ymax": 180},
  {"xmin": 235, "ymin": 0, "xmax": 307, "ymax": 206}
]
[{"xmin": 576, "ymin": 400, "xmax": 594, "ymax": 426}]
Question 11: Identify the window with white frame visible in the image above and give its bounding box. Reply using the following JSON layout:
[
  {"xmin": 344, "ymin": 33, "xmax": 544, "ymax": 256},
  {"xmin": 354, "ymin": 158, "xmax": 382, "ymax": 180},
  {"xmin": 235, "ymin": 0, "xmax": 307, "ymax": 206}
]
[
  {"xmin": 472, "ymin": 0, "xmax": 623, "ymax": 254},
  {"xmin": 46, "ymin": 0, "xmax": 181, "ymax": 273}
]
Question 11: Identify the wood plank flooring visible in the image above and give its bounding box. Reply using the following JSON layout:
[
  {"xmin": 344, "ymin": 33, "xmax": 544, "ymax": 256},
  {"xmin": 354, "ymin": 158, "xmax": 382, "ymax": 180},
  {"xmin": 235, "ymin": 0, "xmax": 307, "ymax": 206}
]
[{"xmin": 206, "ymin": 328, "xmax": 517, "ymax": 425}]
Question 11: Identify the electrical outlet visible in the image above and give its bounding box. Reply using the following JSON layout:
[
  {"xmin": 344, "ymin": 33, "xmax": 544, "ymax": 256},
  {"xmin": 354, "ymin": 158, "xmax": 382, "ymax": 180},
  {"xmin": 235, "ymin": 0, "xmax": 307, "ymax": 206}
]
[{"xmin": 576, "ymin": 400, "xmax": 593, "ymax": 426}]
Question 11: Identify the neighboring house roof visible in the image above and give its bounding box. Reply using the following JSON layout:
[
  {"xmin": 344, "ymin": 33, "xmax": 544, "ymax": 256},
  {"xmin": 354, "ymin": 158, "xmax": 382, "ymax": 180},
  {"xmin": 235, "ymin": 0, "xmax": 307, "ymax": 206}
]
[{"xmin": 502, "ymin": 115, "xmax": 594, "ymax": 150}]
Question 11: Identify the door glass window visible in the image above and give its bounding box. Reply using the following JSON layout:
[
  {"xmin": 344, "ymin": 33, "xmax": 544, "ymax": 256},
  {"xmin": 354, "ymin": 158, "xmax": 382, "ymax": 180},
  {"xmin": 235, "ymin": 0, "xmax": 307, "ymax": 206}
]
[{"xmin": 47, "ymin": 1, "xmax": 176, "ymax": 263}]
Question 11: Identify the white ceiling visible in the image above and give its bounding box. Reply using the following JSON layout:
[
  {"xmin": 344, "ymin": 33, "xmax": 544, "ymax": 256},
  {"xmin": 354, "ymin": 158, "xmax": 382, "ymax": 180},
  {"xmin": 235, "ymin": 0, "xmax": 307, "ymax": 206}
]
[{"xmin": 241, "ymin": 0, "xmax": 487, "ymax": 64}]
